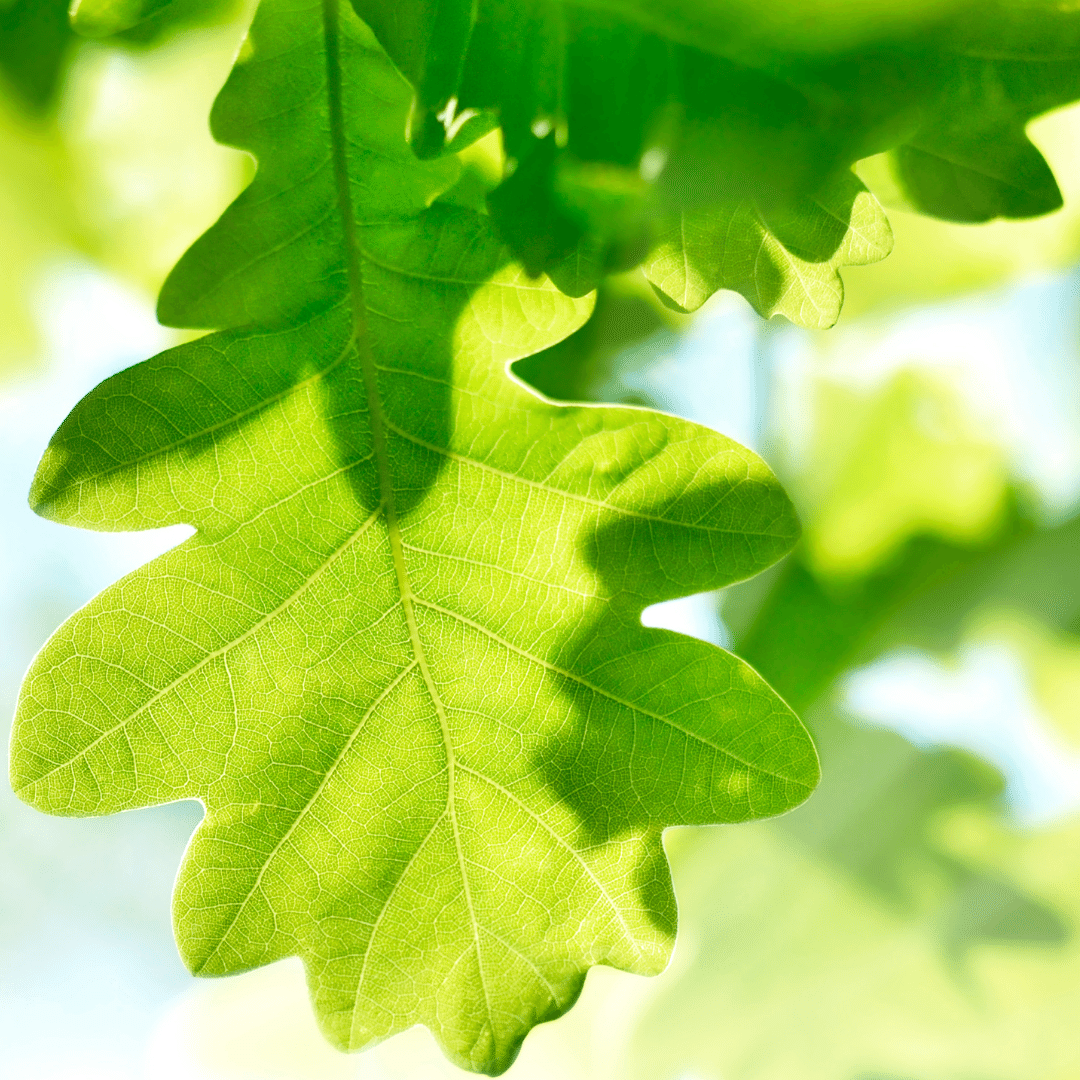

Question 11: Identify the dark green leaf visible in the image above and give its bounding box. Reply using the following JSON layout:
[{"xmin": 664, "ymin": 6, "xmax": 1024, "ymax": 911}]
[
  {"xmin": 0, "ymin": 0, "xmax": 73, "ymax": 111},
  {"xmin": 353, "ymin": 0, "xmax": 1080, "ymax": 316}
]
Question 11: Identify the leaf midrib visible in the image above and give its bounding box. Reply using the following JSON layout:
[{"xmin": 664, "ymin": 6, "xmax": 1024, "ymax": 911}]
[{"xmin": 321, "ymin": 0, "xmax": 494, "ymax": 1035}]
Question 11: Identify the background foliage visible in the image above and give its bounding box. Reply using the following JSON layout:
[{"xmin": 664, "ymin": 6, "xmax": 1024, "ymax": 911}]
[{"xmin": 3, "ymin": 0, "xmax": 1080, "ymax": 1076}]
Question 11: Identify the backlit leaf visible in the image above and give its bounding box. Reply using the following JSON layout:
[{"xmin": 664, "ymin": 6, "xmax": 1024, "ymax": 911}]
[
  {"xmin": 10, "ymin": 0, "xmax": 816, "ymax": 1073},
  {"xmin": 353, "ymin": 0, "xmax": 1080, "ymax": 314},
  {"xmin": 644, "ymin": 172, "xmax": 893, "ymax": 326}
]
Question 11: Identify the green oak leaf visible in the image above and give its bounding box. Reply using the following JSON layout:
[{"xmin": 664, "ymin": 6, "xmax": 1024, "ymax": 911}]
[
  {"xmin": 352, "ymin": 0, "xmax": 1080, "ymax": 307},
  {"xmin": 352, "ymin": 0, "xmax": 880, "ymax": 295},
  {"xmin": 643, "ymin": 173, "xmax": 893, "ymax": 327},
  {"xmin": 882, "ymin": 8, "xmax": 1080, "ymax": 225},
  {"xmin": 10, "ymin": 0, "xmax": 817, "ymax": 1073}
]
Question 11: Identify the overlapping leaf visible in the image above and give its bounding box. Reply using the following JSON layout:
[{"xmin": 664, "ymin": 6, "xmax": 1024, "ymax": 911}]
[
  {"xmin": 10, "ymin": 0, "xmax": 816, "ymax": 1073},
  {"xmin": 352, "ymin": 0, "xmax": 899, "ymax": 304},
  {"xmin": 644, "ymin": 172, "xmax": 893, "ymax": 326},
  {"xmin": 352, "ymin": 0, "xmax": 1080, "ymax": 325}
]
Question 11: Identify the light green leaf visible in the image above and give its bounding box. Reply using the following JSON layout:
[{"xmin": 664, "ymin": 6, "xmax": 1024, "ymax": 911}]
[
  {"xmin": 644, "ymin": 173, "xmax": 893, "ymax": 326},
  {"xmin": 70, "ymin": 0, "xmax": 174, "ymax": 39},
  {"xmin": 10, "ymin": 0, "xmax": 816, "ymax": 1073}
]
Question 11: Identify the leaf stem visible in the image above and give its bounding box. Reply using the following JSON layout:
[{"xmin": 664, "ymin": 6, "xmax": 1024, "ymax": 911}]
[{"xmin": 322, "ymin": 0, "xmax": 374, "ymax": 381}]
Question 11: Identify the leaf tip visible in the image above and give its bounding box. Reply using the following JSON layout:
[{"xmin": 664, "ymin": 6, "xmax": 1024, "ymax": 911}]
[
  {"xmin": 647, "ymin": 278, "xmax": 694, "ymax": 316},
  {"xmin": 28, "ymin": 441, "xmax": 71, "ymax": 522}
]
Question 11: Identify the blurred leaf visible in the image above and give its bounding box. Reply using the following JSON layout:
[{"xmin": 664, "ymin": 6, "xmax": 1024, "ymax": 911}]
[
  {"xmin": 777, "ymin": 715, "xmax": 1007, "ymax": 908},
  {"xmin": 61, "ymin": 18, "xmax": 252, "ymax": 295},
  {"xmin": 971, "ymin": 613, "xmax": 1080, "ymax": 749},
  {"xmin": 70, "ymin": 0, "xmax": 175, "ymax": 40},
  {"xmin": 0, "ymin": 86, "xmax": 79, "ymax": 374},
  {"xmin": 10, "ymin": 0, "xmax": 814, "ymax": 1072},
  {"xmin": 881, "ymin": 510, "xmax": 1080, "ymax": 653},
  {"xmin": 729, "ymin": 508, "xmax": 1031, "ymax": 716},
  {"xmin": 729, "ymin": 492, "xmax": 1080, "ymax": 723},
  {"xmin": 630, "ymin": 789, "xmax": 1080, "ymax": 1080},
  {"xmin": 103, "ymin": 0, "xmax": 243, "ymax": 45},
  {"xmin": 91, "ymin": 0, "xmax": 243, "ymax": 45},
  {"xmin": 644, "ymin": 172, "xmax": 893, "ymax": 327},
  {"xmin": 794, "ymin": 369, "xmax": 1009, "ymax": 577},
  {"xmin": 0, "ymin": 0, "xmax": 73, "ymax": 112}
]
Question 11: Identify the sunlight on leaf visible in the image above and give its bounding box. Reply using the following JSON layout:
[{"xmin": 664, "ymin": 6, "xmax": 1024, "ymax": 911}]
[
  {"xmin": 644, "ymin": 172, "xmax": 892, "ymax": 328},
  {"xmin": 10, "ymin": 0, "xmax": 815, "ymax": 1072}
]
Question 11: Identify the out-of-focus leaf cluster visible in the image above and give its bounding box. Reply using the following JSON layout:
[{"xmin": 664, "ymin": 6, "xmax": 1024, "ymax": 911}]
[{"xmin": 624, "ymin": 488, "xmax": 1080, "ymax": 1079}]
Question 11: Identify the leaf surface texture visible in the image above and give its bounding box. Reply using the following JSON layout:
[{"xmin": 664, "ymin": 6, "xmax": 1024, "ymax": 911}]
[{"xmin": 11, "ymin": 0, "xmax": 816, "ymax": 1072}]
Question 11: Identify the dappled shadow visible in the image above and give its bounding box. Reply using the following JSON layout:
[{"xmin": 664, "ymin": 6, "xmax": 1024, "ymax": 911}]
[{"xmin": 529, "ymin": 449, "xmax": 808, "ymax": 933}]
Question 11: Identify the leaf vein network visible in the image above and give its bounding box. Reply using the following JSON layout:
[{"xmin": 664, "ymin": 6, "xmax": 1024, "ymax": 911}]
[
  {"xmin": 15, "ymin": 505, "xmax": 385, "ymax": 792},
  {"xmin": 322, "ymin": 0, "xmax": 492, "ymax": 1038},
  {"xmin": 382, "ymin": 418, "xmax": 793, "ymax": 539}
]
